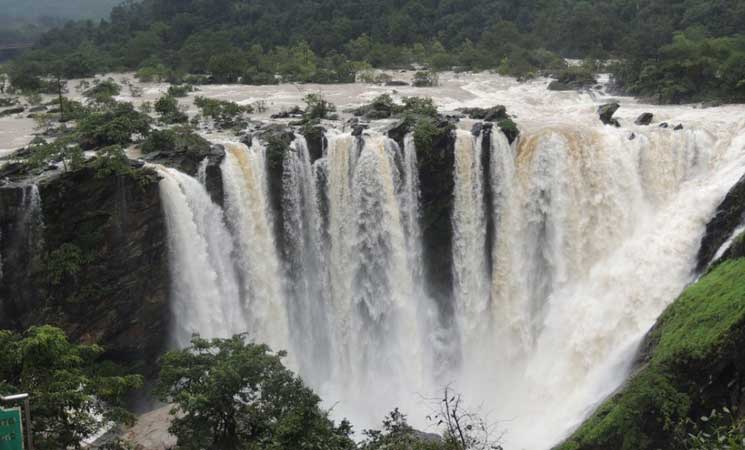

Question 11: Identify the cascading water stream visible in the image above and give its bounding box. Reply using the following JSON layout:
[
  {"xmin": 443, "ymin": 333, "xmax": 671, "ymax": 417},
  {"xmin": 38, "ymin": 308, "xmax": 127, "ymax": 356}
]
[
  {"xmin": 157, "ymin": 166, "xmax": 246, "ymax": 346},
  {"xmin": 451, "ymin": 129, "xmax": 490, "ymax": 354},
  {"xmin": 318, "ymin": 131, "xmax": 434, "ymax": 424},
  {"xmin": 220, "ymin": 142, "xmax": 290, "ymax": 355},
  {"xmin": 281, "ymin": 135, "xmax": 332, "ymax": 383},
  {"xmin": 449, "ymin": 123, "xmax": 745, "ymax": 449}
]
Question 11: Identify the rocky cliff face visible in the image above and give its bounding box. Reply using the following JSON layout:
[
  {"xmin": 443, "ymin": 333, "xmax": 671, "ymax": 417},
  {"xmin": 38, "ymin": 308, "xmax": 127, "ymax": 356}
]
[
  {"xmin": 696, "ymin": 173, "xmax": 745, "ymax": 272},
  {"xmin": 0, "ymin": 166, "xmax": 170, "ymax": 369},
  {"xmin": 412, "ymin": 122, "xmax": 457, "ymax": 316}
]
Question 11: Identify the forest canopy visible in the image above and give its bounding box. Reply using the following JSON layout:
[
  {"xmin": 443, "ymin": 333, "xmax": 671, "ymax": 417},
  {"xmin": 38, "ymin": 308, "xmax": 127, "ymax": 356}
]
[{"xmin": 6, "ymin": 0, "xmax": 745, "ymax": 103}]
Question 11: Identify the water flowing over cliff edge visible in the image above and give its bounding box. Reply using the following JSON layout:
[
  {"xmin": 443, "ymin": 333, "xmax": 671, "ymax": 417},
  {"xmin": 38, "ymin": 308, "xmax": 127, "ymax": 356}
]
[{"xmin": 3, "ymin": 73, "xmax": 745, "ymax": 449}]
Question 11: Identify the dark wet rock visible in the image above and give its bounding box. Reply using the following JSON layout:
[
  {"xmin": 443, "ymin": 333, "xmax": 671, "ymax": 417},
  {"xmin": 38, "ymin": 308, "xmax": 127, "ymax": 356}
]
[
  {"xmin": 695, "ymin": 173, "xmax": 745, "ymax": 273},
  {"xmin": 635, "ymin": 113, "xmax": 654, "ymax": 126},
  {"xmin": 0, "ymin": 163, "xmax": 28, "ymax": 183},
  {"xmin": 385, "ymin": 119, "xmax": 412, "ymax": 148},
  {"xmin": 674, "ymin": 124, "xmax": 684, "ymax": 131},
  {"xmin": 0, "ymin": 97, "xmax": 18, "ymax": 108},
  {"xmin": 240, "ymin": 133, "xmax": 252, "ymax": 147},
  {"xmin": 629, "ymin": 132, "xmax": 636, "ymax": 141},
  {"xmin": 498, "ymin": 118, "xmax": 520, "ymax": 144},
  {"xmin": 659, "ymin": 122, "xmax": 669, "ymax": 128},
  {"xmin": 0, "ymin": 106, "xmax": 25, "ymax": 117},
  {"xmin": 0, "ymin": 166, "xmax": 169, "ymax": 370},
  {"xmin": 270, "ymin": 106, "xmax": 303, "ymax": 120},
  {"xmin": 140, "ymin": 128, "xmax": 225, "ymax": 205},
  {"xmin": 416, "ymin": 120, "xmax": 457, "ymax": 319},
  {"xmin": 598, "ymin": 102, "xmax": 620, "ymax": 126},
  {"xmin": 547, "ymin": 80, "xmax": 574, "ymax": 91},
  {"xmin": 471, "ymin": 122, "xmax": 483, "ymax": 137},
  {"xmin": 352, "ymin": 124, "xmax": 368, "ymax": 136},
  {"xmin": 300, "ymin": 123, "xmax": 326, "ymax": 163}
]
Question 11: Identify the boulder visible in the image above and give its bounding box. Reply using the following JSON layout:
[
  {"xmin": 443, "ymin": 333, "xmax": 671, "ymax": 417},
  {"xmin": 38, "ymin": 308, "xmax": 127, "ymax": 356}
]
[
  {"xmin": 674, "ymin": 124, "xmax": 684, "ymax": 131},
  {"xmin": 634, "ymin": 113, "xmax": 654, "ymax": 126},
  {"xmin": 0, "ymin": 106, "xmax": 25, "ymax": 117},
  {"xmin": 628, "ymin": 132, "xmax": 636, "ymax": 141},
  {"xmin": 659, "ymin": 122, "xmax": 669, "ymax": 128},
  {"xmin": 598, "ymin": 102, "xmax": 620, "ymax": 126}
]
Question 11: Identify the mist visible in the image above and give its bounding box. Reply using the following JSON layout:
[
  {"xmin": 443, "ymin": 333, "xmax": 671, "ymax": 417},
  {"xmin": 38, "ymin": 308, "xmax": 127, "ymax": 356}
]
[{"xmin": 0, "ymin": 0, "xmax": 121, "ymax": 20}]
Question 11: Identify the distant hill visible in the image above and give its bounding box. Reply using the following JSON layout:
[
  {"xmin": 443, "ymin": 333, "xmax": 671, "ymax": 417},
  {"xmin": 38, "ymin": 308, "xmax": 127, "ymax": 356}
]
[
  {"xmin": 0, "ymin": 0, "xmax": 121, "ymax": 20},
  {"xmin": 7, "ymin": 0, "xmax": 745, "ymax": 103}
]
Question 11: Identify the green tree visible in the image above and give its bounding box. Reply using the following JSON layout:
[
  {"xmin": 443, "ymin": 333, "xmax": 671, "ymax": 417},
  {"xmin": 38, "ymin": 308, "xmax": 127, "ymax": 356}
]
[
  {"xmin": 77, "ymin": 102, "xmax": 151, "ymax": 149},
  {"xmin": 0, "ymin": 326, "xmax": 142, "ymax": 450},
  {"xmin": 156, "ymin": 334, "xmax": 356, "ymax": 450},
  {"xmin": 303, "ymin": 93, "xmax": 336, "ymax": 121},
  {"xmin": 154, "ymin": 95, "xmax": 188, "ymax": 124},
  {"xmin": 83, "ymin": 79, "xmax": 122, "ymax": 105}
]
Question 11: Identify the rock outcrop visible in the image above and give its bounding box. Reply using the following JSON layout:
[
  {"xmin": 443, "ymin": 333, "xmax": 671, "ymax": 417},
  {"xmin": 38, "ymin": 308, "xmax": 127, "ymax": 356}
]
[
  {"xmin": 0, "ymin": 165, "xmax": 170, "ymax": 369},
  {"xmin": 414, "ymin": 121, "xmax": 457, "ymax": 317},
  {"xmin": 598, "ymin": 102, "xmax": 620, "ymax": 127},
  {"xmin": 695, "ymin": 173, "xmax": 745, "ymax": 272},
  {"xmin": 140, "ymin": 128, "xmax": 225, "ymax": 205}
]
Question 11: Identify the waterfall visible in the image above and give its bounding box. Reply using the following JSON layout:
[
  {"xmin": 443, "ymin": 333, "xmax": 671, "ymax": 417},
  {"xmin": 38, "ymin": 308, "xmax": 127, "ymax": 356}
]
[
  {"xmin": 452, "ymin": 129, "xmax": 490, "ymax": 353},
  {"xmin": 220, "ymin": 142, "xmax": 290, "ymax": 354},
  {"xmin": 320, "ymin": 131, "xmax": 432, "ymax": 424},
  {"xmin": 449, "ymin": 123, "xmax": 745, "ymax": 449},
  {"xmin": 196, "ymin": 157, "xmax": 209, "ymax": 186},
  {"xmin": 157, "ymin": 166, "xmax": 245, "ymax": 346},
  {"xmin": 1, "ymin": 184, "xmax": 45, "ymax": 282},
  {"xmin": 281, "ymin": 135, "xmax": 331, "ymax": 383},
  {"xmin": 153, "ymin": 108, "xmax": 745, "ymax": 450}
]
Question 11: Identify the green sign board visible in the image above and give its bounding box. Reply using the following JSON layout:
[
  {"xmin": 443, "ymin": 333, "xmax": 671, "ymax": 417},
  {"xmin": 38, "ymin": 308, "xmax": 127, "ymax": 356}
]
[{"xmin": 0, "ymin": 407, "xmax": 24, "ymax": 450}]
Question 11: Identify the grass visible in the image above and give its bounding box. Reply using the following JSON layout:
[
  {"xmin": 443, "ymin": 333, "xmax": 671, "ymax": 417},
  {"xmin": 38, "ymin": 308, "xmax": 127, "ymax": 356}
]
[{"xmin": 558, "ymin": 258, "xmax": 745, "ymax": 450}]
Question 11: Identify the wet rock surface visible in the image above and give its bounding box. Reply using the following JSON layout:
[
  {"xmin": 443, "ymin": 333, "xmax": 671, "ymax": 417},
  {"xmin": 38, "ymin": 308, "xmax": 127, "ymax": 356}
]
[{"xmin": 0, "ymin": 166, "xmax": 169, "ymax": 369}]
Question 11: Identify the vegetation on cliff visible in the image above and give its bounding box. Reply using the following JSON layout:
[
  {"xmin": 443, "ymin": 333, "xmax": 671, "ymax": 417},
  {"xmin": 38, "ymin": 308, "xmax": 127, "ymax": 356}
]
[{"xmin": 558, "ymin": 256, "xmax": 745, "ymax": 450}]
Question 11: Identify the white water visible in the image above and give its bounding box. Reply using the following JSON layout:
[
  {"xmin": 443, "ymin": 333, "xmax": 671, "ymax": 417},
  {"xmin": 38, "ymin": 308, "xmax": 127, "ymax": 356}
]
[
  {"xmin": 220, "ymin": 142, "xmax": 290, "ymax": 354},
  {"xmin": 454, "ymin": 123, "xmax": 745, "ymax": 449},
  {"xmin": 157, "ymin": 166, "xmax": 246, "ymax": 346},
  {"xmin": 143, "ymin": 72, "xmax": 745, "ymax": 449},
  {"xmin": 319, "ymin": 132, "xmax": 433, "ymax": 421}
]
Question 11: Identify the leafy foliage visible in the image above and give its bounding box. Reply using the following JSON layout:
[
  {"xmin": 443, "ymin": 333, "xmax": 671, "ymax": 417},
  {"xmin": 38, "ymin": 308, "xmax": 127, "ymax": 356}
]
[
  {"xmin": 83, "ymin": 79, "xmax": 121, "ymax": 104},
  {"xmin": 154, "ymin": 94, "xmax": 188, "ymax": 124},
  {"xmin": 194, "ymin": 96, "xmax": 251, "ymax": 129},
  {"xmin": 77, "ymin": 102, "xmax": 151, "ymax": 149},
  {"xmin": 156, "ymin": 334, "xmax": 356, "ymax": 450},
  {"xmin": 0, "ymin": 326, "xmax": 142, "ymax": 450}
]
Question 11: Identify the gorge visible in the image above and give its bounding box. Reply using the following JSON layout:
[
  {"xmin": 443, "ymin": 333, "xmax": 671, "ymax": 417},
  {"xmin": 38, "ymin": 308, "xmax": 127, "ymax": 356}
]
[{"xmin": 2, "ymin": 73, "xmax": 745, "ymax": 449}]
